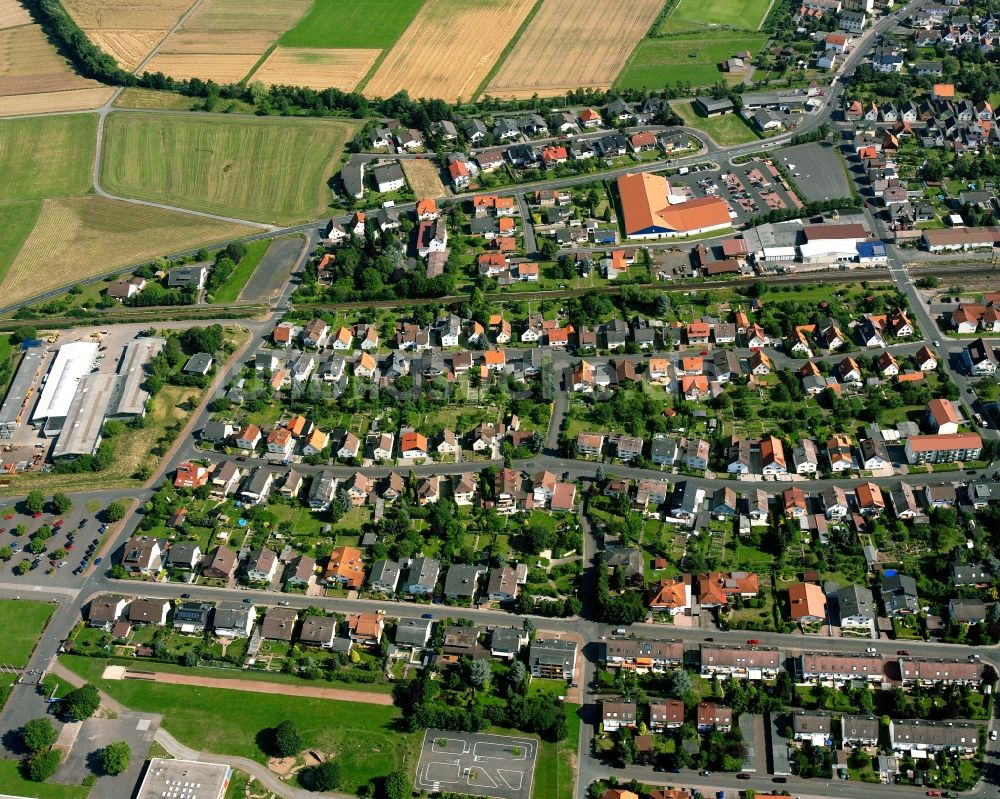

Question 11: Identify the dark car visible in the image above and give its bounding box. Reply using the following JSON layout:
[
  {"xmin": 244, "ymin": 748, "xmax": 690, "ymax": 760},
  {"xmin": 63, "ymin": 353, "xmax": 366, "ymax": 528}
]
[
  {"xmin": 897, "ymin": 650, "xmax": 910, "ymax": 656},
  {"xmin": 181, "ymin": 593, "xmax": 191, "ymax": 599},
  {"xmin": 772, "ymin": 777, "xmax": 787, "ymax": 784},
  {"xmin": 737, "ymin": 773, "xmax": 751, "ymax": 780},
  {"xmin": 243, "ymin": 597, "xmax": 253, "ymax": 604},
  {"xmin": 421, "ymin": 613, "xmax": 433, "ymax": 619}
]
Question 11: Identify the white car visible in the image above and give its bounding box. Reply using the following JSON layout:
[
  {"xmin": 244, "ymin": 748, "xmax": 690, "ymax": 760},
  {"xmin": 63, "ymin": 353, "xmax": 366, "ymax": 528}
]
[
  {"xmin": 991, "ymin": 730, "xmax": 997, "ymax": 741},
  {"xmin": 866, "ymin": 647, "xmax": 877, "ymax": 653}
]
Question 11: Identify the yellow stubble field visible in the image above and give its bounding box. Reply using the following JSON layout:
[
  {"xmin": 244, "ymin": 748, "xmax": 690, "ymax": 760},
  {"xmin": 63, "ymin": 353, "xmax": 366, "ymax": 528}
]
[
  {"xmin": 252, "ymin": 47, "xmax": 380, "ymax": 90},
  {"xmin": 0, "ymin": 0, "xmax": 30, "ymax": 30},
  {"xmin": 485, "ymin": 0, "xmax": 665, "ymax": 98},
  {"xmin": 144, "ymin": 0, "xmax": 310, "ymax": 83},
  {"xmin": 401, "ymin": 159, "xmax": 447, "ymax": 198},
  {"xmin": 61, "ymin": 0, "xmax": 194, "ymax": 69},
  {"xmin": 364, "ymin": 0, "xmax": 537, "ymax": 102}
]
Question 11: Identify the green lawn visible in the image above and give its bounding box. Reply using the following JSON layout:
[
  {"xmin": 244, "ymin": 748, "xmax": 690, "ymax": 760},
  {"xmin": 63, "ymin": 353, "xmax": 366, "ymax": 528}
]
[
  {"xmin": 59, "ymin": 656, "xmax": 412, "ymax": 794},
  {"xmin": 0, "ymin": 759, "xmax": 90, "ymax": 799},
  {"xmin": 671, "ymin": 100, "xmax": 760, "ymax": 145},
  {"xmin": 0, "ymin": 599, "xmax": 55, "ymax": 668},
  {"xmin": 0, "ymin": 115, "xmax": 96, "ymax": 201},
  {"xmin": 279, "ymin": 0, "xmax": 423, "ymax": 48},
  {"xmin": 100, "ymin": 113, "xmax": 358, "ymax": 225},
  {"xmin": 617, "ymin": 33, "xmax": 768, "ymax": 91},
  {"xmin": 210, "ymin": 239, "xmax": 270, "ymax": 303},
  {"xmin": 660, "ymin": 0, "xmax": 773, "ymax": 32},
  {"xmin": 534, "ymin": 703, "xmax": 581, "ymax": 799}
]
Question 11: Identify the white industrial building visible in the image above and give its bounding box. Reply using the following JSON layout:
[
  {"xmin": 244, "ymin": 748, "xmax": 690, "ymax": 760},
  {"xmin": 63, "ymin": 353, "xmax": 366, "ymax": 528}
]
[
  {"xmin": 51, "ymin": 373, "xmax": 118, "ymax": 459},
  {"xmin": 31, "ymin": 341, "xmax": 98, "ymax": 435},
  {"xmin": 111, "ymin": 337, "xmax": 165, "ymax": 418}
]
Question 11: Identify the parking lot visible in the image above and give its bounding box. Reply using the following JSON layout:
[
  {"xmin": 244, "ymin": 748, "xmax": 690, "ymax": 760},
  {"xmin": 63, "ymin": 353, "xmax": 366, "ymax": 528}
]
[
  {"xmin": 668, "ymin": 160, "xmax": 802, "ymax": 225},
  {"xmin": 773, "ymin": 142, "xmax": 851, "ymax": 203},
  {"xmin": 415, "ymin": 729, "xmax": 537, "ymax": 799}
]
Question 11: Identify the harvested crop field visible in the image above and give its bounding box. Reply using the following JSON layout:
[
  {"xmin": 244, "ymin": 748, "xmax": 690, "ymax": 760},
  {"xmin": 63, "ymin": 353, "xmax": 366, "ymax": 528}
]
[
  {"xmin": 101, "ymin": 112, "xmax": 358, "ymax": 224},
  {"xmin": 253, "ymin": 47, "xmax": 379, "ymax": 90},
  {"xmin": 3, "ymin": 197, "xmax": 252, "ymax": 304},
  {"xmin": 145, "ymin": 0, "xmax": 310, "ymax": 83},
  {"xmin": 0, "ymin": 24, "xmax": 95, "ymax": 94},
  {"xmin": 364, "ymin": 0, "xmax": 537, "ymax": 102},
  {"xmin": 0, "ymin": 86, "xmax": 114, "ymax": 115},
  {"xmin": 0, "ymin": 0, "xmax": 30, "ymax": 29},
  {"xmin": 61, "ymin": 0, "xmax": 193, "ymax": 69},
  {"xmin": 401, "ymin": 160, "xmax": 447, "ymax": 198},
  {"xmin": 486, "ymin": 0, "xmax": 663, "ymax": 99}
]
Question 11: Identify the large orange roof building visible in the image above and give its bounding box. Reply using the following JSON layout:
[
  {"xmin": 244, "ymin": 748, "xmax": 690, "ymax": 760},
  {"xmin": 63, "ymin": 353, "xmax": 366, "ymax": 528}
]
[{"xmin": 617, "ymin": 172, "xmax": 731, "ymax": 239}]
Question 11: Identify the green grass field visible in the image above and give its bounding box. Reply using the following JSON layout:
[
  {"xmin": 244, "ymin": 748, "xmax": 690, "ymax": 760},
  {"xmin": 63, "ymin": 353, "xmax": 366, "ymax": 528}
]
[
  {"xmin": 671, "ymin": 99, "xmax": 760, "ymax": 145},
  {"xmin": 0, "ymin": 760, "xmax": 90, "ymax": 799},
  {"xmin": 0, "ymin": 201, "xmax": 42, "ymax": 282},
  {"xmin": 100, "ymin": 113, "xmax": 358, "ymax": 225},
  {"xmin": 279, "ymin": 0, "xmax": 424, "ymax": 48},
  {"xmin": 535, "ymin": 703, "xmax": 581, "ymax": 799},
  {"xmin": 0, "ymin": 115, "xmax": 96, "ymax": 201},
  {"xmin": 210, "ymin": 239, "xmax": 270, "ymax": 303},
  {"xmin": 61, "ymin": 655, "xmax": 412, "ymax": 794},
  {"xmin": 617, "ymin": 32, "xmax": 768, "ymax": 90},
  {"xmin": 0, "ymin": 599, "xmax": 55, "ymax": 668},
  {"xmin": 659, "ymin": 0, "xmax": 773, "ymax": 32}
]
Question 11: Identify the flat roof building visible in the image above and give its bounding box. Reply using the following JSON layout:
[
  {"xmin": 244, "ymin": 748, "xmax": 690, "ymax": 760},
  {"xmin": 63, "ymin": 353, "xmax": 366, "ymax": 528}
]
[
  {"xmin": 32, "ymin": 341, "xmax": 99, "ymax": 429},
  {"xmin": 112, "ymin": 337, "xmax": 166, "ymax": 418},
  {"xmin": 0, "ymin": 343, "xmax": 43, "ymax": 439},
  {"xmin": 51, "ymin": 372, "xmax": 118, "ymax": 459},
  {"xmin": 136, "ymin": 758, "xmax": 232, "ymax": 799}
]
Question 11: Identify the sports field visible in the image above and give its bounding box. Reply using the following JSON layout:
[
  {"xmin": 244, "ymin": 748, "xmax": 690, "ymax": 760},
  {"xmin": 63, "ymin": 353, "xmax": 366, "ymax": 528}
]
[
  {"xmin": 365, "ymin": 0, "xmax": 537, "ymax": 101},
  {"xmin": 100, "ymin": 112, "xmax": 357, "ymax": 223},
  {"xmin": 145, "ymin": 0, "xmax": 310, "ymax": 83},
  {"xmin": 0, "ymin": 599, "xmax": 54, "ymax": 667},
  {"xmin": 279, "ymin": 0, "xmax": 424, "ymax": 49},
  {"xmin": 616, "ymin": 31, "xmax": 767, "ymax": 91},
  {"xmin": 486, "ymin": 0, "xmax": 662, "ymax": 99},
  {"xmin": 61, "ymin": 654, "xmax": 416, "ymax": 795},
  {"xmin": 659, "ymin": 0, "xmax": 773, "ymax": 33},
  {"xmin": 3, "ymin": 197, "xmax": 252, "ymax": 304},
  {"xmin": 61, "ymin": 0, "xmax": 193, "ymax": 69}
]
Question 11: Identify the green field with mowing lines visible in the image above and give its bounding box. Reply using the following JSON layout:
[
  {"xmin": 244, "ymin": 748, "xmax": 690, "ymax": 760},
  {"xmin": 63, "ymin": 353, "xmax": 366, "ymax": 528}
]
[
  {"xmin": 617, "ymin": 31, "xmax": 768, "ymax": 90},
  {"xmin": 100, "ymin": 113, "xmax": 357, "ymax": 225},
  {"xmin": 61, "ymin": 655, "xmax": 414, "ymax": 794},
  {"xmin": 0, "ymin": 114, "xmax": 96, "ymax": 201},
  {"xmin": 279, "ymin": 0, "xmax": 424, "ymax": 49},
  {"xmin": 210, "ymin": 239, "xmax": 269, "ymax": 303},
  {"xmin": 0, "ymin": 599, "xmax": 55, "ymax": 667},
  {"xmin": 659, "ymin": 0, "xmax": 773, "ymax": 32},
  {"xmin": 672, "ymin": 99, "xmax": 760, "ymax": 145}
]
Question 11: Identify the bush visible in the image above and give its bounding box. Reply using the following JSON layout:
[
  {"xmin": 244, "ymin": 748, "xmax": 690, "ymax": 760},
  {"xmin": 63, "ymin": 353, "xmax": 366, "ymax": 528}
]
[
  {"xmin": 25, "ymin": 490, "xmax": 45, "ymax": 514},
  {"xmin": 305, "ymin": 760, "xmax": 341, "ymax": 792},
  {"xmin": 270, "ymin": 720, "xmax": 304, "ymax": 758},
  {"xmin": 20, "ymin": 718, "xmax": 56, "ymax": 754},
  {"xmin": 105, "ymin": 501, "xmax": 127, "ymax": 522},
  {"xmin": 22, "ymin": 749, "xmax": 61, "ymax": 782}
]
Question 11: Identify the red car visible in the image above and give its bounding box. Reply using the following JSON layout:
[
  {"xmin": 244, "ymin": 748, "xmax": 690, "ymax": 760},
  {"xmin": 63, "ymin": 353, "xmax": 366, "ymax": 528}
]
[
  {"xmin": 897, "ymin": 649, "xmax": 910, "ymax": 656},
  {"xmin": 747, "ymin": 639, "xmax": 760, "ymax": 646},
  {"xmin": 53, "ymin": 520, "xmax": 63, "ymax": 527},
  {"xmin": 4, "ymin": 513, "xmax": 13, "ymax": 520},
  {"xmin": 927, "ymin": 791, "xmax": 942, "ymax": 797},
  {"xmin": 32, "ymin": 512, "xmax": 42, "ymax": 518},
  {"xmin": 65, "ymin": 543, "xmax": 74, "ymax": 550}
]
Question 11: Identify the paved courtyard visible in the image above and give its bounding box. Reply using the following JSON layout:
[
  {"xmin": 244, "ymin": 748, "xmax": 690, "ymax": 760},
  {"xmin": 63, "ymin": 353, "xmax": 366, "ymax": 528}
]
[{"xmin": 415, "ymin": 729, "xmax": 537, "ymax": 799}]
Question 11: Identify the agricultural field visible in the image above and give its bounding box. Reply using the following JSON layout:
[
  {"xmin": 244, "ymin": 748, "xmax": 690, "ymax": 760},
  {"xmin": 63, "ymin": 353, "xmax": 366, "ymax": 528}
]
[
  {"xmin": 278, "ymin": 0, "xmax": 424, "ymax": 49},
  {"xmin": 144, "ymin": 0, "xmax": 311, "ymax": 83},
  {"xmin": 2, "ymin": 197, "xmax": 252, "ymax": 305},
  {"xmin": 659, "ymin": 0, "xmax": 774, "ymax": 33},
  {"xmin": 486, "ymin": 0, "xmax": 663, "ymax": 99},
  {"xmin": 364, "ymin": 0, "xmax": 537, "ymax": 102},
  {"xmin": 671, "ymin": 98, "xmax": 759, "ymax": 145},
  {"xmin": 401, "ymin": 159, "xmax": 447, "ymax": 198},
  {"xmin": 0, "ymin": 20, "xmax": 114, "ymax": 116},
  {"xmin": 0, "ymin": 599, "xmax": 54, "ymax": 667},
  {"xmin": 0, "ymin": 0, "xmax": 30, "ymax": 29},
  {"xmin": 61, "ymin": 0, "xmax": 193, "ymax": 70},
  {"xmin": 252, "ymin": 47, "xmax": 379, "ymax": 90},
  {"xmin": 100, "ymin": 112, "xmax": 357, "ymax": 223},
  {"xmin": 617, "ymin": 31, "xmax": 768, "ymax": 91}
]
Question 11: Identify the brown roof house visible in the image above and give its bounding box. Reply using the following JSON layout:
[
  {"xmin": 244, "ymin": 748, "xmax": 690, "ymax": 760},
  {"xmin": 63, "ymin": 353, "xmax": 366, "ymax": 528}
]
[{"xmin": 202, "ymin": 546, "xmax": 238, "ymax": 582}]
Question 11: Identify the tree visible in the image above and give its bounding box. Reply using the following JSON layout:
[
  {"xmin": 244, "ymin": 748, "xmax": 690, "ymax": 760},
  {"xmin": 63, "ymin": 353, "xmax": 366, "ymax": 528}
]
[
  {"xmin": 20, "ymin": 718, "xmax": 56, "ymax": 754},
  {"xmin": 271, "ymin": 720, "xmax": 304, "ymax": 758},
  {"xmin": 307, "ymin": 760, "xmax": 341, "ymax": 791},
  {"xmin": 23, "ymin": 749, "xmax": 61, "ymax": 782},
  {"xmin": 25, "ymin": 491, "xmax": 45, "ymax": 515},
  {"xmin": 105, "ymin": 501, "xmax": 127, "ymax": 523},
  {"xmin": 667, "ymin": 669, "xmax": 694, "ymax": 698},
  {"xmin": 101, "ymin": 741, "xmax": 131, "ymax": 775},
  {"xmin": 469, "ymin": 658, "xmax": 491, "ymax": 689},
  {"xmin": 62, "ymin": 684, "xmax": 100, "ymax": 721},
  {"xmin": 379, "ymin": 770, "xmax": 412, "ymax": 799},
  {"xmin": 51, "ymin": 493, "xmax": 72, "ymax": 515}
]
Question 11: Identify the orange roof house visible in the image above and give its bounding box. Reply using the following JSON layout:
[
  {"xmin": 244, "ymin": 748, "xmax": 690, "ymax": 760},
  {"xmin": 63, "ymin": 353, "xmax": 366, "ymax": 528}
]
[
  {"xmin": 174, "ymin": 461, "xmax": 208, "ymax": 490},
  {"xmin": 649, "ymin": 575, "xmax": 692, "ymax": 613},
  {"xmin": 617, "ymin": 172, "xmax": 731, "ymax": 238},
  {"xmin": 400, "ymin": 431, "xmax": 428, "ymax": 455},
  {"xmin": 697, "ymin": 571, "xmax": 759, "ymax": 607},
  {"xmin": 483, "ymin": 350, "xmax": 506, "ymax": 369},
  {"xmin": 325, "ymin": 546, "xmax": 365, "ymax": 589},
  {"xmin": 416, "ymin": 198, "xmax": 438, "ymax": 218},
  {"xmin": 932, "ymin": 82, "xmax": 955, "ymax": 99},
  {"xmin": 287, "ymin": 415, "xmax": 309, "ymax": 437},
  {"xmin": 788, "ymin": 582, "xmax": 827, "ymax": 623}
]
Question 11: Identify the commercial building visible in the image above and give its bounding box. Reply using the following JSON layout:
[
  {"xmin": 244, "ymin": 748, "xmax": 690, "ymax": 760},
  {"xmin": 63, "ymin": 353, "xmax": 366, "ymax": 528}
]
[
  {"xmin": 617, "ymin": 172, "xmax": 731, "ymax": 239},
  {"xmin": 31, "ymin": 341, "xmax": 98, "ymax": 433},
  {"xmin": 111, "ymin": 336, "xmax": 166, "ymax": 418},
  {"xmin": 51, "ymin": 373, "xmax": 118, "ymax": 459},
  {"xmin": 0, "ymin": 343, "xmax": 43, "ymax": 438},
  {"xmin": 904, "ymin": 433, "xmax": 982, "ymax": 464},
  {"xmin": 136, "ymin": 759, "xmax": 231, "ymax": 799}
]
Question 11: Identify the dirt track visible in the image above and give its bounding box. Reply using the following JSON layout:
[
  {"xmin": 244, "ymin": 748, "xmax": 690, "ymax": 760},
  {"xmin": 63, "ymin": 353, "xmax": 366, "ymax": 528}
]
[{"xmin": 135, "ymin": 670, "xmax": 395, "ymax": 705}]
